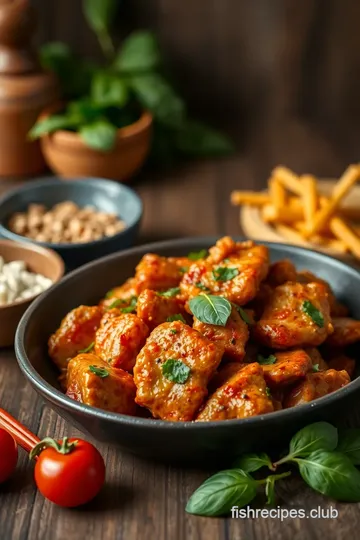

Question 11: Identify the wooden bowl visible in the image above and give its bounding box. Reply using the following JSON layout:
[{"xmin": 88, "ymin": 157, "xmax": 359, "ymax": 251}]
[
  {"xmin": 0, "ymin": 239, "xmax": 64, "ymax": 347},
  {"xmin": 240, "ymin": 179, "xmax": 360, "ymax": 264}
]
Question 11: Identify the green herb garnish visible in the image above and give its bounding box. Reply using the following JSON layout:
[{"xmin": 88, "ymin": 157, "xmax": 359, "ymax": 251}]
[
  {"xmin": 312, "ymin": 363, "xmax": 320, "ymax": 372},
  {"xmin": 89, "ymin": 365, "xmax": 109, "ymax": 378},
  {"xmin": 79, "ymin": 341, "xmax": 95, "ymax": 353},
  {"xmin": 170, "ymin": 329, "xmax": 177, "ymax": 334},
  {"xmin": 265, "ymin": 387, "xmax": 271, "ymax": 397},
  {"xmin": 162, "ymin": 359, "xmax": 190, "ymax": 383},
  {"xmin": 107, "ymin": 298, "xmax": 127, "ymax": 309},
  {"xmin": 257, "ymin": 354, "xmax": 277, "ymax": 366},
  {"xmin": 158, "ymin": 287, "xmax": 180, "ymax": 298},
  {"xmin": 189, "ymin": 294, "xmax": 231, "ymax": 326},
  {"xmin": 167, "ymin": 314, "xmax": 186, "ymax": 323},
  {"xmin": 212, "ymin": 267, "xmax": 239, "ymax": 282},
  {"xmin": 188, "ymin": 249, "xmax": 208, "ymax": 261},
  {"xmin": 236, "ymin": 306, "xmax": 251, "ymax": 324},
  {"xmin": 105, "ymin": 289, "xmax": 114, "ymax": 299},
  {"xmin": 196, "ymin": 282, "xmax": 211, "ymax": 292},
  {"xmin": 120, "ymin": 296, "xmax": 138, "ymax": 313},
  {"xmin": 179, "ymin": 266, "xmax": 189, "ymax": 273},
  {"xmin": 302, "ymin": 300, "xmax": 324, "ymax": 327}
]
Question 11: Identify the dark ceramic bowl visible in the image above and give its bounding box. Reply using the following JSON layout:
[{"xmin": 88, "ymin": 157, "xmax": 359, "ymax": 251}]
[
  {"xmin": 0, "ymin": 177, "xmax": 143, "ymax": 270},
  {"xmin": 15, "ymin": 238, "xmax": 360, "ymax": 465}
]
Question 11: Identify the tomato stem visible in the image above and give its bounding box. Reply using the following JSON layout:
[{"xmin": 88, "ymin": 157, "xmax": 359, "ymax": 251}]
[{"xmin": 29, "ymin": 437, "xmax": 78, "ymax": 460}]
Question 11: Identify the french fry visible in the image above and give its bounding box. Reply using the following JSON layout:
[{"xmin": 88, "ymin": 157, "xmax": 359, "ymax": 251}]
[
  {"xmin": 304, "ymin": 165, "xmax": 360, "ymax": 237},
  {"xmin": 275, "ymin": 224, "xmax": 309, "ymax": 246},
  {"xmin": 272, "ymin": 166, "xmax": 303, "ymax": 195},
  {"xmin": 324, "ymin": 239, "xmax": 349, "ymax": 254},
  {"xmin": 301, "ymin": 175, "xmax": 318, "ymax": 230},
  {"xmin": 230, "ymin": 191, "xmax": 270, "ymax": 206},
  {"xmin": 261, "ymin": 204, "xmax": 303, "ymax": 224},
  {"xmin": 330, "ymin": 217, "xmax": 360, "ymax": 258},
  {"xmin": 269, "ymin": 177, "xmax": 286, "ymax": 210}
]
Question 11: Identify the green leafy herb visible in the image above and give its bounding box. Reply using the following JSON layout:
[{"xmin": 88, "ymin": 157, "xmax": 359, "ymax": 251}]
[
  {"xmin": 296, "ymin": 450, "xmax": 360, "ymax": 502},
  {"xmin": 91, "ymin": 71, "xmax": 128, "ymax": 107},
  {"xmin": 79, "ymin": 120, "xmax": 117, "ymax": 151},
  {"xmin": 265, "ymin": 476, "xmax": 276, "ymax": 506},
  {"xmin": 105, "ymin": 289, "xmax": 114, "ymax": 299},
  {"xmin": 170, "ymin": 329, "xmax": 177, "ymax": 335},
  {"xmin": 312, "ymin": 363, "xmax": 320, "ymax": 372},
  {"xmin": 195, "ymin": 282, "xmax": 211, "ymax": 292},
  {"xmin": 167, "ymin": 314, "xmax": 186, "ymax": 323},
  {"xmin": 257, "ymin": 354, "xmax": 277, "ymax": 366},
  {"xmin": 158, "ymin": 287, "xmax": 180, "ymax": 298},
  {"xmin": 232, "ymin": 453, "xmax": 274, "ymax": 473},
  {"xmin": 189, "ymin": 294, "xmax": 232, "ymax": 326},
  {"xmin": 107, "ymin": 298, "xmax": 126, "ymax": 309},
  {"xmin": 212, "ymin": 266, "xmax": 239, "ymax": 282},
  {"xmin": 188, "ymin": 249, "xmax": 208, "ymax": 260},
  {"xmin": 236, "ymin": 306, "xmax": 252, "ymax": 324},
  {"xmin": 186, "ymin": 469, "xmax": 257, "ymax": 517},
  {"xmin": 179, "ymin": 266, "xmax": 189, "ymax": 274},
  {"xmin": 114, "ymin": 31, "xmax": 161, "ymax": 72},
  {"xmin": 79, "ymin": 342, "xmax": 95, "ymax": 354},
  {"xmin": 162, "ymin": 359, "xmax": 190, "ymax": 384},
  {"xmin": 302, "ymin": 301, "xmax": 324, "ymax": 328},
  {"xmin": 120, "ymin": 296, "xmax": 138, "ymax": 313},
  {"xmin": 83, "ymin": 0, "xmax": 117, "ymax": 57},
  {"xmin": 89, "ymin": 365, "xmax": 109, "ymax": 378},
  {"xmin": 265, "ymin": 387, "xmax": 271, "ymax": 397},
  {"xmin": 28, "ymin": 114, "xmax": 80, "ymax": 139},
  {"xmin": 337, "ymin": 429, "xmax": 360, "ymax": 464}
]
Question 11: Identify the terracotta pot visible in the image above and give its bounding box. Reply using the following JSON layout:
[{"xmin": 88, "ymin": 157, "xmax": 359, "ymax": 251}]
[{"xmin": 39, "ymin": 107, "xmax": 153, "ymax": 182}]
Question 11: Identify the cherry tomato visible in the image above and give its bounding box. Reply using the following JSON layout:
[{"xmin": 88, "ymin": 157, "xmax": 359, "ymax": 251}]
[
  {"xmin": 30, "ymin": 437, "xmax": 105, "ymax": 507},
  {"xmin": 0, "ymin": 428, "xmax": 18, "ymax": 483}
]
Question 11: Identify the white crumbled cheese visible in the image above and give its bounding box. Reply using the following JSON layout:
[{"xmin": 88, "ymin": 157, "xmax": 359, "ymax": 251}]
[{"xmin": 0, "ymin": 259, "xmax": 53, "ymax": 305}]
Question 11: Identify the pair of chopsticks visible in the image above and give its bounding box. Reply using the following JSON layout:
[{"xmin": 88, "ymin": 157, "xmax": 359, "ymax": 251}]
[{"xmin": 0, "ymin": 407, "xmax": 40, "ymax": 453}]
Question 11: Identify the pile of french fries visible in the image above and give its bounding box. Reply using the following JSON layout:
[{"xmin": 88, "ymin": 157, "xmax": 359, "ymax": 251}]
[{"xmin": 231, "ymin": 165, "xmax": 360, "ymax": 258}]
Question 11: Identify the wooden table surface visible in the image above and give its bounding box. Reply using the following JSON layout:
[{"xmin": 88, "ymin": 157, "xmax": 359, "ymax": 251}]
[{"xmin": 1, "ymin": 145, "xmax": 360, "ymax": 540}]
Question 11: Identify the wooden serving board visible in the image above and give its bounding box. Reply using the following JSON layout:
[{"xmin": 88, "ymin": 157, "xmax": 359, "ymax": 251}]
[{"xmin": 240, "ymin": 180, "xmax": 360, "ymax": 264}]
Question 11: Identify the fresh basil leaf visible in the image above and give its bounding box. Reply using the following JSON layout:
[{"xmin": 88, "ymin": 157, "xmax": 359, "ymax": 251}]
[
  {"xmin": 189, "ymin": 294, "xmax": 232, "ymax": 326},
  {"xmin": 114, "ymin": 31, "xmax": 161, "ymax": 72},
  {"xmin": 186, "ymin": 469, "xmax": 257, "ymax": 517},
  {"xmin": 79, "ymin": 341, "xmax": 95, "ymax": 354},
  {"xmin": 89, "ymin": 365, "xmax": 109, "ymax": 378},
  {"xmin": 162, "ymin": 359, "xmax": 190, "ymax": 384},
  {"xmin": 235, "ymin": 306, "xmax": 252, "ymax": 324},
  {"xmin": 302, "ymin": 300, "xmax": 324, "ymax": 328},
  {"xmin": 232, "ymin": 453, "xmax": 273, "ymax": 473},
  {"xmin": 257, "ymin": 354, "xmax": 277, "ymax": 365},
  {"xmin": 83, "ymin": 0, "xmax": 117, "ymax": 57},
  {"xmin": 29, "ymin": 114, "xmax": 79, "ymax": 140},
  {"xmin": 188, "ymin": 249, "xmax": 207, "ymax": 260},
  {"xmin": 120, "ymin": 296, "xmax": 137, "ymax": 313},
  {"xmin": 289, "ymin": 422, "xmax": 338, "ymax": 458},
  {"xmin": 158, "ymin": 287, "xmax": 180, "ymax": 298},
  {"xmin": 175, "ymin": 120, "xmax": 234, "ymax": 157},
  {"xmin": 80, "ymin": 120, "xmax": 117, "ymax": 151},
  {"xmin": 167, "ymin": 314, "xmax": 186, "ymax": 323},
  {"xmin": 265, "ymin": 476, "xmax": 276, "ymax": 506},
  {"xmin": 66, "ymin": 98, "xmax": 103, "ymax": 124},
  {"xmin": 337, "ymin": 429, "xmax": 360, "ymax": 464},
  {"xmin": 297, "ymin": 450, "xmax": 360, "ymax": 502},
  {"xmin": 312, "ymin": 363, "xmax": 320, "ymax": 372},
  {"xmin": 130, "ymin": 73, "xmax": 185, "ymax": 128},
  {"xmin": 212, "ymin": 266, "xmax": 239, "ymax": 282},
  {"xmin": 91, "ymin": 71, "xmax": 128, "ymax": 107},
  {"xmin": 195, "ymin": 282, "xmax": 211, "ymax": 292}
]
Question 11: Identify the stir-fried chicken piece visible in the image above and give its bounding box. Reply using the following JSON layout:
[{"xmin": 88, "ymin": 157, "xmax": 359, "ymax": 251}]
[
  {"xmin": 266, "ymin": 260, "xmax": 297, "ymax": 287},
  {"xmin": 328, "ymin": 355, "xmax": 356, "ymax": 377},
  {"xmin": 136, "ymin": 289, "xmax": 188, "ymax": 330},
  {"xmin": 196, "ymin": 363, "xmax": 274, "ymax": 421},
  {"xmin": 297, "ymin": 270, "xmax": 348, "ymax": 317},
  {"xmin": 66, "ymin": 353, "xmax": 136, "ymax": 415},
  {"xmin": 262, "ymin": 349, "xmax": 312, "ymax": 388},
  {"xmin": 325, "ymin": 317, "xmax": 360, "ymax": 347},
  {"xmin": 193, "ymin": 306, "xmax": 249, "ymax": 362},
  {"xmin": 284, "ymin": 369, "xmax": 350, "ymax": 408},
  {"xmin": 48, "ymin": 305, "xmax": 103, "ymax": 373},
  {"xmin": 134, "ymin": 253, "xmax": 185, "ymax": 292},
  {"xmin": 134, "ymin": 321, "xmax": 223, "ymax": 421},
  {"xmin": 209, "ymin": 362, "xmax": 245, "ymax": 393},
  {"xmin": 254, "ymin": 282, "xmax": 333, "ymax": 349},
  {"xmin": 305, "ymin": 348, "xmax": 328, "ymax": 371},
  {"xmin": 95, "ymin": 313, "xmax": 149, "ymax": 371},
  {"xmin": 100, "ymin": 278, "xmax": 138, "ymax": 309},
  {"xmin": 180, "ymin": 237, "xmax": 269, "ymax": 305}
]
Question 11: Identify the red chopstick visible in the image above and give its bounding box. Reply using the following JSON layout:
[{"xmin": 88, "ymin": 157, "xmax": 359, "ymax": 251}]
[{"xmin": 0, "ymin": 407, "xmax": 40, "ymax": 453}]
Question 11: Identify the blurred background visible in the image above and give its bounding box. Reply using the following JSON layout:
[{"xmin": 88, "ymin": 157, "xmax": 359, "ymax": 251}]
[{"xmin": 31, "ymin": 0, "xmax": 360, "ymax": 179}]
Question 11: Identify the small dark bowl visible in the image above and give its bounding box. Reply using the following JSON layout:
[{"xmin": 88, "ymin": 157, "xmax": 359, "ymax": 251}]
[
  {"xmin": 0, "ymin": 177, "xmax": 143, "ymax": 270},
  {"xmin": 15, "ymin": 238, "xmax": 360, "ymax": 466}
]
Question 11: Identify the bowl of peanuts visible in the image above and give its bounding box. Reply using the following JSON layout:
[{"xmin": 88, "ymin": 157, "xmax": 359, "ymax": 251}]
[
  {"xmin": 0, "ymin": 239, "xmax": 64, "ymax": 346},
  {"xmin": 0, "ymin": 177, "xmax": 143, "ymax": 269}
]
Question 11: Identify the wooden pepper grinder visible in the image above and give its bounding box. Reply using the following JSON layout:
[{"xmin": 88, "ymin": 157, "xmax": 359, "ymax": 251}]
[{"xmin": 0, "ymin": 0, "xmax": 58, "ymax": 177}]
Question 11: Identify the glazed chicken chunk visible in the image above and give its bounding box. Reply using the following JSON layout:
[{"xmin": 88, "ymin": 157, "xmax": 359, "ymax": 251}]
[
  {"xmin": 254, "ymin": 282, "xmax": 333, "ymax": 349},
  {"xmin": 196, "ymin": 363, "xmax": 274, "ymax": 421},
  {"xmin": 100, "ymin": 277, "xmax": 138, "ymax": 309},
  {"xmin": 134, "ymin": 321, "xmax": 224, "ymax": 421},
  {"xmin": 284, "ymin": 369, "xmax": 350, "ymax": 408},
  {"xmin": 328, "ymin": 355, "xmax": 356, "ymax": 377},
  {"xmin": 262, "ymin": 349, "xmax": 312, "ymax": 388},
  {"xmin": 134, "ymin": 253, "xmax": 185, "ymax": 292},
  {"xmin": 48, "ymin": 305, "xmax": 103, "ymax": 373},
  {"xmin": 266, "ymin": 260, "xmax": 297, "ymax": 287},
  {"xmin": 296, "ymin": 270, "xmax": 348, "ymax": 317},
  {"xmin": 193, "ymin": 306, "xmax": 249, "ymax": 362},
  {"xmin": 325, "ymin": 317, "xmax": 360, "ymax": 347},
  {"xmin": 180, "ymin": 237, "xmax": 269, "ymax": 305},
  {"xmin": 136, "ymin": 289, "xmax": 187, "ymax": 330},
  {"xmin": 66, "ymin": 353, "xmax": 137, "ymax": 415},
  {"xmin": 95, "ymin": 313, "xmax": 149, "ymax": 371}
]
